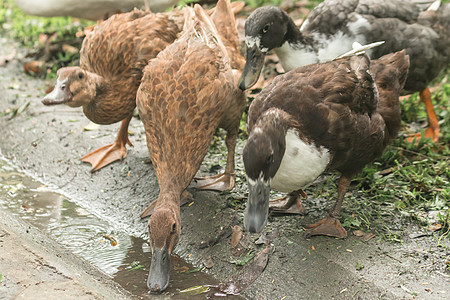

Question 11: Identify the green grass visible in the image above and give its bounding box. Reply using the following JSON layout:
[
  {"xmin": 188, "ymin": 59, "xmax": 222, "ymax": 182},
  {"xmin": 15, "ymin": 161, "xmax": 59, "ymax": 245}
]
[
  {"xmin": 342, "ymin": 74, "xmax": 450, "ymax": 241},
  {"xmin": 0, "ymin": 0, "xmax": 93, "ymax": 78}
]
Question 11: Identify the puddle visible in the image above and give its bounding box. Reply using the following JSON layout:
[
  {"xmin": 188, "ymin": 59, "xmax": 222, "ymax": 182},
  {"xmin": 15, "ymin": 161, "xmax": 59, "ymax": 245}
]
[{"xmin": 0, "ymin": 156, "xmax": 243, "ymax": 299}]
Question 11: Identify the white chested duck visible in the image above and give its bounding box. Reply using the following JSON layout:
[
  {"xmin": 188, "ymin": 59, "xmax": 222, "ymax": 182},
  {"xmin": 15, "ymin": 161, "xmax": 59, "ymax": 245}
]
[
  {"xmin": 239, "ymin": 0, "xmax": 450, "ymax": 143},
  {"xmin": 242, "ymin": 50, "xmax": 410, "ymax": 236},
  {"xmin": 136, "ymin": 2, "xmax": 246, "ymax": 292}
]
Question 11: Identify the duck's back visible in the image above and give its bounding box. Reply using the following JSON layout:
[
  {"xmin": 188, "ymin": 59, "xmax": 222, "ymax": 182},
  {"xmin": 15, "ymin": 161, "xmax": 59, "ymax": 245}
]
[
  {"xmin": 80, "ymin": 9, "xmax": 181, "ymax": 86},
  {"xmin": 249, "ymin": 53, "xmax": 408, "ymax": 175},
  {"xmin": 137, "ymin": 17, "xmax": 242, "ymax": 188},
  {"xmin": 302, "ymin": 0, "xmax": 449, "ymax": 92}
]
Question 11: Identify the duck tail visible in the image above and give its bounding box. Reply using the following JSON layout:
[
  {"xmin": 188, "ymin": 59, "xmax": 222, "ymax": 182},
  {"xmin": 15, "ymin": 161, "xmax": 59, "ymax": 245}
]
[
  {"xmin": 426, "ymin": 0, "xmax": 441, "ymax": 11},
  {"xmin": 193, "ymin": 4, "xmax": 230, "ymax": 64},
  {"xmin": 371, "ymin": 50, "xmax": 410, "ymax": 141}
]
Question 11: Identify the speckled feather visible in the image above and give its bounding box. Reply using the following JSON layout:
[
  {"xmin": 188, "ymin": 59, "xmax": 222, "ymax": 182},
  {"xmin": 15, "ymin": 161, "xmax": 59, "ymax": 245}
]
[
  {"xmin": 301, "ymin": 0, "xmax": 449, "ymax": 92},
  {"xmin": 79, "ymin": 9, "xmax": 182, "ymax": 124},
  {"xmin": 136, "ymin": 12, "xmax": 246, "ymax": 200},
  {"xmin": 248, "ymin": 51, "xmax": 409, "ymax": 177}
]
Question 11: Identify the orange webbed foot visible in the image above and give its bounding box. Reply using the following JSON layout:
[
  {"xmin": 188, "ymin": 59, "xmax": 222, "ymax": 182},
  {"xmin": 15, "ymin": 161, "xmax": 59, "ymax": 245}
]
[
  {"xmin": 406, "ymin": 126, "xmax": 439, "ymax": 144},
  {"xmin": 193, "ymin": 173, "xmax": 235, "ymax": 191},
  {"xmin": 81, "ymin": 141, "xmax": 129, "ymax": 172}
]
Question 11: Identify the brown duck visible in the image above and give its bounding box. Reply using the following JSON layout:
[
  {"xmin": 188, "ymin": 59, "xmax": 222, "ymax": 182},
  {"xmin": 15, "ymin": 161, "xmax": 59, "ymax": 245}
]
[
  {"xmin": 136, "ymin": 2, "xmax": 246, "ymax": 293},
  {"xmin": 41, "ymin": 8, "xmax": 184, "ymax": 171},
  {"xmin": 242, "ymin": 50, "xmax": 409, "ymax": 237}
]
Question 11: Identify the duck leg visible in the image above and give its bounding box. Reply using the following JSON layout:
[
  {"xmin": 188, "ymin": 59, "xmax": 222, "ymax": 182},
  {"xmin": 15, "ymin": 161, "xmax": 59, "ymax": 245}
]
[
  {"xmin": 270, "ymin": 189, "xmax": 307, "ymax": 215},
  {"xmin": 407, "ymin": 87, "xmax": 439, "ymax": 143},
  {"xmin": 140, "ymin": 190, "xmax": 193, "ymax": 218},
  {"xmin": 304, "ymin": 176, "xmax": 350, "ymax": 239},
  {"xmin": 81, "ymin": 116, "xmax": 133, "ymax": 172},
  {"xmin": 193, "ymin": 127, "xmax": 237, "ymax": 191}
]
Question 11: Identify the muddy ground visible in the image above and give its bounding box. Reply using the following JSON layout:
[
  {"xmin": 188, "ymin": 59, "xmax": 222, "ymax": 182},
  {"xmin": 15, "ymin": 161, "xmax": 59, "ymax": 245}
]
[{"xmin": 0, "ymin": 35, "xmax": 449, "ymax": 299}]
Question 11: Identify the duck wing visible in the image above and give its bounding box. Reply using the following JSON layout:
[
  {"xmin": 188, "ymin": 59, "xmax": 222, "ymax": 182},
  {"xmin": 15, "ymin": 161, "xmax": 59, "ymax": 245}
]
[
  {"xmin": 80, "ymin": 9, "xmax": 180, "ymax": 84},
  {"xmin": 137, "ymin": 5, "xmax": 239, "ymax": 189}
]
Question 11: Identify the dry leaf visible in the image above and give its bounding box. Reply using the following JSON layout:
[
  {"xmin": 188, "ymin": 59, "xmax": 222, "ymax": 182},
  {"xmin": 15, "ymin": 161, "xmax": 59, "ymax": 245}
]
[
  {"xmin": 102, "ymin": 234, "xmax": 118, "ymax": 246},
  {"xmin": 83, "ymin": 121, "xmax": 100, "ymax": 131},
  {"xmin": 219, "ymin": 245, "xmax": 269, "ymax": 294},
  {"xmin": 24, "ymin": 61, "xmax": 44, "ymax": 75},
  {"xmin": 62, "ymin": 44, "xmax": 79, "ymax": 54},
  {"xmin": 231, "ymin": 225, "xmax": 243, "ymax": 248},
  {"xmin": 426, "ymin": 224, "xmax": 442, "ymax": 232},
  {"xmin": 353, "ymin": 230, "xmax": 365, "ymax": 237},
  {"xmin": 202, "ymin": 255, "xmax": 215, "ymax": 269},
  {"xmin": 362, "ymin": 232, "xmax": 376, "ymax": 242}
]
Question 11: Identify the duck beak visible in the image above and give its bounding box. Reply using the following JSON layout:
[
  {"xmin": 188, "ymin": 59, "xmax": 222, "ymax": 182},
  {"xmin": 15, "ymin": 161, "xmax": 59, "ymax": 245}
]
[
  {"xmin": 238, "ymin": 45, "xmax": 265, "ymax": 90},
  {"xmin": 147, "ymin": 245, "xmax": 170, "ymax": 293},
  {"xmin": 42, "ymin": 78, "xmax": 71, "ymax": 105},
  {"xmin": 244, "ymin": 178, "xmax": 270, "ymax": 233}
]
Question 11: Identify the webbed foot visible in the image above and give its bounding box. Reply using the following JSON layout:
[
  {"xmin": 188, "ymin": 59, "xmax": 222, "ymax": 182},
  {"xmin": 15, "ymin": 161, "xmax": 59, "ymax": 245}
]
[{"xmin": 304, "ymin": 216, "xmax": 347, "ymax": 238}]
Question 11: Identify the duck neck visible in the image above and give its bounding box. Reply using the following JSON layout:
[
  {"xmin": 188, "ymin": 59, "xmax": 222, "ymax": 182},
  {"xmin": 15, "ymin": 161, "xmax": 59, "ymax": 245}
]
[
  {"xmin": 82, "ymin": 74, "xmax": 136, "ymax": 125},
  {"xmin": 274, "ymin": 18, "xmax": 318, "ymax": 71}
]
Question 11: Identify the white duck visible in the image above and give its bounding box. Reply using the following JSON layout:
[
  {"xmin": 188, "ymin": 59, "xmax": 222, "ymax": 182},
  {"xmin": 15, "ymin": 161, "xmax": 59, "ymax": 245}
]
[{"xmin": 14, "ymin": 0, "xmax": 179, "ymax": 20}]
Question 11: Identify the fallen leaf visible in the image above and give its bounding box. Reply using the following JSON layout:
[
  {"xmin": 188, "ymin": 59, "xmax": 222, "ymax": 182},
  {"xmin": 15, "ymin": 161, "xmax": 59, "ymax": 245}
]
[
  {"xmin": 353, "ymin": 230, "xmax": 365, "ymax": 237},
  {"xmin": 254, "ymin": 228, "xmax": 279, "ymax": 245},
  {"xmin": 362, "ymin": 231, "xmax": 376, "ymax": 242},
  {"xmin": 21, "ymin": 204, "xmax": 31, "ymax": 211},
  {"xmin": 17, "ymin": 101, "xmax": 30, "ymax": 115},
  {"xmin": 174, "ymin": 265, "xmax": 189, "ymax": 273},
  {"xmin": 231, "ymin": 225, "xmax": 243, "ymax": 248},
  {"xmin": 102, "ymin": 234, "xmax": 118, "ymax": 246},
  {"xmin": 218, "ymin": 245, "xmax": 269, "ymax": 294},
  {"xmin": 202, "ymin": 255, "xmax": 215, "ymax": 269},
  {"xmin": 24, "ymin": 61, "xmax": 44, "ymax": 75},
  {"xmin": 83, "ymin": 121, "xmax": 100, "ymax": 131},
  {"xmin": 62, "ymin": 44, "xmax": 79, "ymax": 54},
  {"xmin": 426, "ymin": 224, "xmax": 442, "ymax": 232},
  {"xmin": 179, "ymin": 285, "xmax": 210, "ymax": 295}
]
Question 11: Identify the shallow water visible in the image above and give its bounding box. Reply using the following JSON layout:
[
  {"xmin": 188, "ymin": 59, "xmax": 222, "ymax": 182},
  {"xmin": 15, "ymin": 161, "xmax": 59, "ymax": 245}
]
[{"xmin": 0, "ymin": 156, "xmax": 242, "ymax": 299}]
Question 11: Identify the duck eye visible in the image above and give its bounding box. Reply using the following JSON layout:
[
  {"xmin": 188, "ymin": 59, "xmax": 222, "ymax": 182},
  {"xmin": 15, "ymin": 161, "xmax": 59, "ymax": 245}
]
[
  {"xmin": 78, "ymin": 73, "xmax": 84, "ymax": 79},
  {"xmin": 262, "ymin": 24, "xmax": 270, "ymax": 33}
]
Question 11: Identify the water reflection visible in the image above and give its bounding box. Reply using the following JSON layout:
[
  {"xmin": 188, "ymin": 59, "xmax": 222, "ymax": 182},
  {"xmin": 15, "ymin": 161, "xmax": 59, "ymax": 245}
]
[{"xmin": 0, "ymin": 157, "xmax": 243, "ymax": 299}]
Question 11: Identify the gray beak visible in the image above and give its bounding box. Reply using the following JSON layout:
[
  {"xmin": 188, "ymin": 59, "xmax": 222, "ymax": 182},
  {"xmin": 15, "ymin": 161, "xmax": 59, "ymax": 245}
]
[
  {"xmin": 42, "ymin": 78, "xmax": 71, "ymax": 105},
  {"xmin": 147, "ymin": 245, "xmax": 170, "ymax": 293},
  {"xmin": 238, "ymin": 45, "xmax": 266, "ymax": 90},
  {"xmin": 244, "ymin": 178, "xmax": 270, "ymax": 233}
]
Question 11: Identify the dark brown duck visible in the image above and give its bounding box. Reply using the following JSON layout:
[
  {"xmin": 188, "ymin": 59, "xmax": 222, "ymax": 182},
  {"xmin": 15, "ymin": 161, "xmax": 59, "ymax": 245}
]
[{"xmin": 242, "ymin": 50, "xmax": 409, "ymax": 236}]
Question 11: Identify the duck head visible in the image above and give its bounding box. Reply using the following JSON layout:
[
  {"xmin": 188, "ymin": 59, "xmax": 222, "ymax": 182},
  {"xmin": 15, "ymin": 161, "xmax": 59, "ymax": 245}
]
[
  {"xmin": 147, "ymin": 204, "xmax": 180, "ymax": 293},
  {"xmin": 243, "ymin": 110, "xmax": 288, "ymax": 232},
  {"xmin": 239, "ymin": 6, "xmax": 291, "ymax": 90},
  {"xmin": 42, "ymin": 66, "xmax": 105, "ymax": 107}
]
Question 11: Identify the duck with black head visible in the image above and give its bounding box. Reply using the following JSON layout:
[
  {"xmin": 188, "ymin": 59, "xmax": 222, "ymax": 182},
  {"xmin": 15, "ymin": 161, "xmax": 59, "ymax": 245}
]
[
  {"xmin": 239, "ymin": 0, "xmax": 449, "ymax": 143},
  {"xmin": 136, "ymin": 2, "xmax": 246, "ymax": 293},
  {"xmin": 243, "ymin": 50, "xmax": 410, "ymax": 236}
]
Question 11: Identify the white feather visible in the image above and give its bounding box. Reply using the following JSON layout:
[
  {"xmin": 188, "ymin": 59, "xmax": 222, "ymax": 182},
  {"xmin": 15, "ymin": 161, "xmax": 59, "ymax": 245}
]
[{"xmin": 271, "ymin": 129, "xmax": 330, "ymax": 193}]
